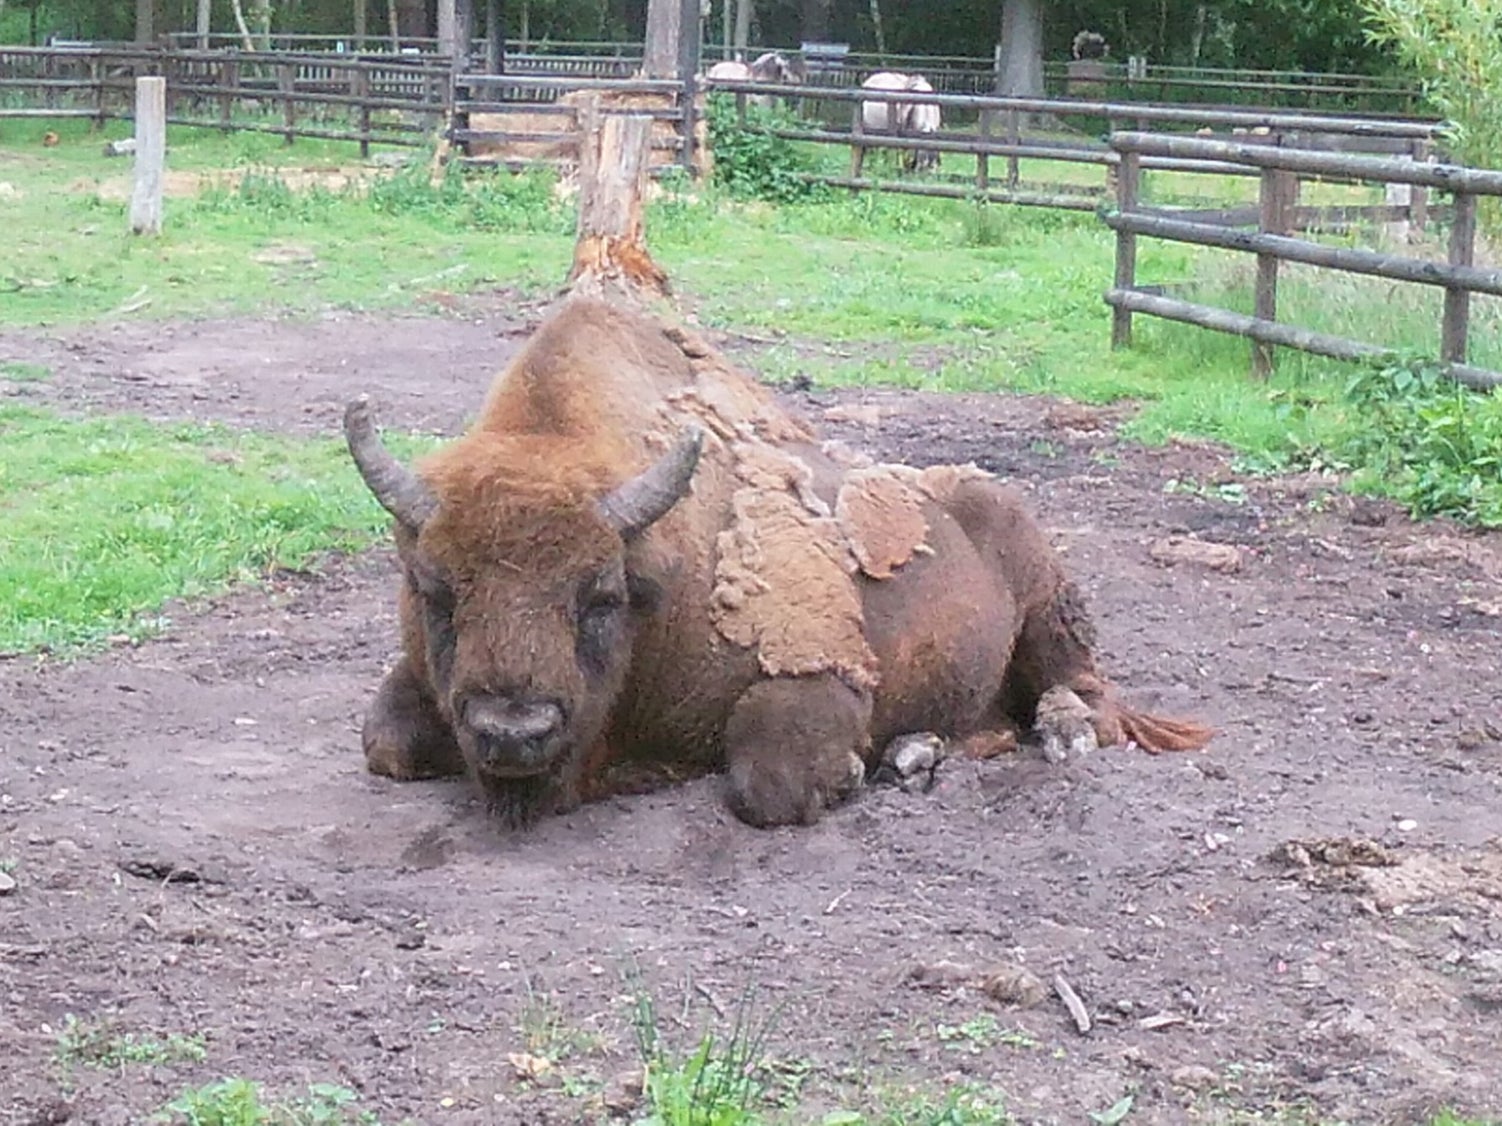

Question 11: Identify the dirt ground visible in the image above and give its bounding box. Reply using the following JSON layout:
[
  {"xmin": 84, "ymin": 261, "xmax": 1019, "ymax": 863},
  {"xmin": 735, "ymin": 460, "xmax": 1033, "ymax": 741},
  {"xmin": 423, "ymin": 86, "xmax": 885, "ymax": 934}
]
[{"xmin": 2, "ymin": 299, "xmax": 1501, "ymax": 1126}]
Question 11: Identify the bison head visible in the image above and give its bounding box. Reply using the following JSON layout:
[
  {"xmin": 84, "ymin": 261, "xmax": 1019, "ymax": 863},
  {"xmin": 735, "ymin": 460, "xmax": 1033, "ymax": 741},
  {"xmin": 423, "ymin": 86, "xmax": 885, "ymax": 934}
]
[{"xmin": 345, "ymin": 398, "xmax": 702, "ymax": 822}]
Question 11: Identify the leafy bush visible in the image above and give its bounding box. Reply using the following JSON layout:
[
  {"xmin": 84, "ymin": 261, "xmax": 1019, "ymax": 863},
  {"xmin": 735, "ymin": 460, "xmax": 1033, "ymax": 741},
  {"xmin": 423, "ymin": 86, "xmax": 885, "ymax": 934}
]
[
  {"xmin": 704, "ymin": 93, "xmax": 824, "ymax": 204},
  {"xmin": 1360, "ymin": 0, "xmax": 1502, "ymax": 234},
  {"xmin": 1343, "ymin": 360, "xmax": 1502, "ymax": 526}
]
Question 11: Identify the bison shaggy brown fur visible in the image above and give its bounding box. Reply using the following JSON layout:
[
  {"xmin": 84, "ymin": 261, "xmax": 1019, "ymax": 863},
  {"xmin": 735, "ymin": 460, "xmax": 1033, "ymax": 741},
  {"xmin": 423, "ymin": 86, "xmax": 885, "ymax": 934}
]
[{"xmin": 346, "ymin": 297, "xmax": 1211, "ymax": 828}]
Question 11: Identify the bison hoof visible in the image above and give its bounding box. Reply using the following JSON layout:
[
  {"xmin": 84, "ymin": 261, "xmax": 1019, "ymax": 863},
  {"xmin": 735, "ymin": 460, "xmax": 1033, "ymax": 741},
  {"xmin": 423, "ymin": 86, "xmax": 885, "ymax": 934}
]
[
  {"xmin": 1034, "ymin": 686, "xmax": 1098, "ymax": 764},
  {"xmin": 877, "ymin": 731, "xmax": 946, "ymax": 793}
]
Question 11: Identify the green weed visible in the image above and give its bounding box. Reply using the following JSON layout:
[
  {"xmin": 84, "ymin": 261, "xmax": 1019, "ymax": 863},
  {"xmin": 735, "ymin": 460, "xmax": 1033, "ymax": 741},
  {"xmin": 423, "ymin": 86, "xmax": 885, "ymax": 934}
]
[
  {"xmin": 0, "ymin": 406, "xmax": 433, "ymax": 654},
  {"xmin": 155, "ymin": 1079, "xmax": 385, "ymax": 1125},
  {"xmin": 705, "ymin": 94, "xmax": 826, "ymax": 204},
  {"xmin": 822, "ymin": 1084, "xmax": 1013, "ymax": 1126},
  {"xmin": 54, "ymin": 1015, "xmax": 207, "ymax": 1072},
  {"xmin": 1342, "ymin": 359, "xmax": 1502, "ymax": 526}
]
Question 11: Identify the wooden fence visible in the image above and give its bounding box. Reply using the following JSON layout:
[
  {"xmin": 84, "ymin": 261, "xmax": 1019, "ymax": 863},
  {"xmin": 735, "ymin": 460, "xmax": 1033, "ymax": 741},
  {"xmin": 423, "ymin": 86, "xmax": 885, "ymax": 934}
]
[
  {"xmin": 1104, "ymin": 132, "xmax": 1502, "ymax": 390},
  {"xmin": 0, "ymin": 46, "xmax": 449, "ymax": 152},
  {"xmin": 705, "ymin": 78, "xmax": 1442, "ymax": 218},
  {"xmin": 451, "ymin": 73, "xmax": 699, "ymax": 175}
]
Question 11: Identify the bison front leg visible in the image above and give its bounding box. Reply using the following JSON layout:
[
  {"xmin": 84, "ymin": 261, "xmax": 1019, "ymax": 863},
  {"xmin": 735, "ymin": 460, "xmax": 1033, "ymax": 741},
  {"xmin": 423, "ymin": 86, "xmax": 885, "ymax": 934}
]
[
  {"xmin": 362, "ymin": 656, "xmax": 466, "ymax": 780},
  {"xmin": 723, "ymin": 675, "xmax": 872, "ymax": 828}
]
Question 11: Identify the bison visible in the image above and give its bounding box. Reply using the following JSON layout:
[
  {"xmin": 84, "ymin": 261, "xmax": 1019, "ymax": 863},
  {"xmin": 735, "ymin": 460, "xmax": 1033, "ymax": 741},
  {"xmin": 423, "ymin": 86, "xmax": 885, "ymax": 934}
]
[{"xmin": 346, "ymin": 298, "xmax": 1211, "ymax": 829}]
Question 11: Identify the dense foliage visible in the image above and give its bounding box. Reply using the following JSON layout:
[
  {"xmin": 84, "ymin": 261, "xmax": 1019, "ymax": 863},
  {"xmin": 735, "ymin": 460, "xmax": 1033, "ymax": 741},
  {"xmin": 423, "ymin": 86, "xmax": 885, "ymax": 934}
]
[
  {"xmin": 1343, "ymin": 363, "xmax": 1502, "ymax": 528},
  {"xmin": 704, "ymin": 93, "xmax": 823, "ymax": 203}
]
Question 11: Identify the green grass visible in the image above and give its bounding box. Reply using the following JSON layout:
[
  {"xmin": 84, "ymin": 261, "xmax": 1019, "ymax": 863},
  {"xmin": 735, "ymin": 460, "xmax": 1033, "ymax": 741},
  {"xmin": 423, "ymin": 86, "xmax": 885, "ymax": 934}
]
[
  {"xmin": 0, "ymin": 118, "xmax": 571, "ymax": 325},
  {"xmin": 154, "ymin": 1079, "xmax": 389, "ymax": 1125},
  {"xmin": 1, "ymin": 360, "xmax": 51, "ymax": 381},
  {"xmin": 0, "ymin": 405, "xmax": 431, "ymax": 654}
]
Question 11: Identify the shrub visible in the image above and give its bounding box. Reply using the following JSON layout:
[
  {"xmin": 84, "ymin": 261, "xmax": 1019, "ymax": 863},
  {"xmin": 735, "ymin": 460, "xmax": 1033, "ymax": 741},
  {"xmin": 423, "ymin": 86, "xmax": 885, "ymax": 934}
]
[
  {"xmin": 1343, "ymin": 360, "xmax": 1502, "ymax": 527},
  {"xmin": 704, "ymin": 93, "xmax": 823, "ymax": 204}
]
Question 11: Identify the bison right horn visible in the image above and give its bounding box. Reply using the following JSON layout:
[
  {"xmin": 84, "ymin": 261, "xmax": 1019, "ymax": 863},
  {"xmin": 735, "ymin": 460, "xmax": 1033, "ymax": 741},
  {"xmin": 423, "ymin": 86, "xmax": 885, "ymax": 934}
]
[
  {"xmin": 598, "ymin": 428, "xmax": 704, "ymax": 539},
  {"xmin": 343, "ymin": 396, "xmax": 439, "ymax": 532}
]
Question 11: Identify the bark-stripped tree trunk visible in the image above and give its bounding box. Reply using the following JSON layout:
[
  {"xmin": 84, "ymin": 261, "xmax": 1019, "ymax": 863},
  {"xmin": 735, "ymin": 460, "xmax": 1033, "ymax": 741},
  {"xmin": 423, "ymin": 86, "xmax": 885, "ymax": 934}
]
[
  {"xmin": 867, "ymin": 0, "xmax": 885, "ymax": 59},
  {"xmin": 229, "ymin": 0, "xmax": 256, "ymax": 51},
  {"xmin": 136, "ymin": 0, "xmax": 154, "ymax": 43},
  {"xmin": 998, "ymin": 0, "xmax": 1044, "ymax": 96},
  {"xmin": 643, "ymin": 0, "xmax": 682, "ymax": 77},
  {"xmin": 733, "ymin": 0, "xmax": 751, "ymax": 54},
  {"xmin": 197, "ymin": 0, "xmax": 212, "ymax": 49},
  {"xmin": 565, "ymin": 98, "xmax": 670, "ymax": 303}
]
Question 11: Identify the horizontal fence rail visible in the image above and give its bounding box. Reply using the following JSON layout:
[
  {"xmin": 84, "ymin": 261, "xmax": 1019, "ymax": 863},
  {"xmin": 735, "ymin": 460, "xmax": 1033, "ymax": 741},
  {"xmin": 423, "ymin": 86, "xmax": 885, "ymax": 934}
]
[
  {"xmin": 700, "ymin": 78, "xmax": 1442, "ymax": 216},
  {"xmin": 1106, "ymin": 131, "xmax": 1502, "ymax": 390}
]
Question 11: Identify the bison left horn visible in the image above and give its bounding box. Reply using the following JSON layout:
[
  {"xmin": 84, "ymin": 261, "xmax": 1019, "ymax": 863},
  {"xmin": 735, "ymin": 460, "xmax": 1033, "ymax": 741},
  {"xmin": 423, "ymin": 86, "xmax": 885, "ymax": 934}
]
[
  {"xmin": 598, "ymin": 428, "xmax": 704, "ymax": 539},
  {"xmin": 344, "ymin": 397, "xmax": 439, "ymax": 532}
]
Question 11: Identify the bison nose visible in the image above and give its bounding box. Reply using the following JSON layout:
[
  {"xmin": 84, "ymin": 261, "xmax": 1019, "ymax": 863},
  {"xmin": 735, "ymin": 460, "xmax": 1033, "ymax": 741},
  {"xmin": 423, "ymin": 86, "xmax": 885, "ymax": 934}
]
[{"xmin": 462, "ymin": 696, "xmax": 565, "ymax": 776}]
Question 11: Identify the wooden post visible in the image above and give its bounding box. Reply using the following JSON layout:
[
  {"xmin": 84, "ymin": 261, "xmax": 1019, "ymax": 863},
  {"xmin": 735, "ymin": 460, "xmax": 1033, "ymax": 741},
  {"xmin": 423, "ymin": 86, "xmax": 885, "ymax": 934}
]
[
  {"xmin": 484, "ymin": 0, "xmax": 503, "ymax": 73},
  {"xmin": 565, "ymin": 99, "xmax": 670, "ymax": 301},
  {"xmin": 355, "ymin": 66, "xmax": 372, "ymax": 157},
  {"xmin": 1442, "ymin": 192, "xmax": 1476, "ymax": 365},
  {"xmin": 976, "ymin": 110, "xmax": 990, "ymax": 192},
  {"xmin": 849, "ymin": 100, "xmax": 865, "ymax": 179},
  {"xmin": 129, "ymin": 76, "xmax": 166, "ymax": 236},
  {"xmin": 1410, "ymin": 138, "xmax": 1431, "ymax": 233},
  {"xmin": 1005, "ymin": 107, "xmax": 1019, "ymax": 188},
  {"xmin": 355, "ymin": 0, "xmax": 368, "ymax": 50},
  {"xmin": 1252, "ymin": 168, "xmax": 1296, "ymax": 379},
  {"xmin": 92, "ymin": 57, "xmax": 106, "ymax": 129},
  {"xmin": 676, "ymin": 0, "xmax": 700, "ymax": 174},
  {"xmin": 642, "ymin": 0, "xmax": 682, "ymax": 79},
  {"xmin": 197, "ymin": 0, "xmax": 212, "ymax": 49},
  {"xmin": 280, "ymin": 61, "xmax": 296, "ymax": 144},
  {"xmin": 437, "ymin": 0, "xmax": 457, "ymax": 58},
  {"xmin": 220, "ymin": 56, "xmax": 237, "ymax": 132},
  {"xmin": 1110, "ymin": 149, "xmax": 1139, "ymax": 349}
]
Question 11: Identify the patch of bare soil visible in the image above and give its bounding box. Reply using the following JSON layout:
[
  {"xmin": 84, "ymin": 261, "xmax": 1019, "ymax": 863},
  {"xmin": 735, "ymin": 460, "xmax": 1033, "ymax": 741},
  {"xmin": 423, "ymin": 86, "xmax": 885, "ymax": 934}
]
[
  {"xmin": 71, "ymin": 164, "xmax": 391, "ymax": 204},
  {"xmin": 2, "ymin": 307, "xmax": 1502, "ymax": 1125}
]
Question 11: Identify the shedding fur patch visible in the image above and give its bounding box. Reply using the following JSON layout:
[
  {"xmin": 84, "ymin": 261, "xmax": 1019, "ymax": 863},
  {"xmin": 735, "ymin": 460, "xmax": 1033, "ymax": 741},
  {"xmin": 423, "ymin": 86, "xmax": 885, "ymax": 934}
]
[
  {"xmin": 835, "ymin": 467, "xmax": 931, "ymax": 580},
  {"xmin": 711, "ymin": 487, "xmax": 877, "ymax": 691}
]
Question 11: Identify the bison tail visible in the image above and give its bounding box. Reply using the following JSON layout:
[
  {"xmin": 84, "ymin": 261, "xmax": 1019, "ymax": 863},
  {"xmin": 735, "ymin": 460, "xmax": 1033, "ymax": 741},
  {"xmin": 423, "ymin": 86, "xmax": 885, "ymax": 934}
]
[{"xmin": 1110, "ymin": 705, "xmax": 1214, "ymax": 753}]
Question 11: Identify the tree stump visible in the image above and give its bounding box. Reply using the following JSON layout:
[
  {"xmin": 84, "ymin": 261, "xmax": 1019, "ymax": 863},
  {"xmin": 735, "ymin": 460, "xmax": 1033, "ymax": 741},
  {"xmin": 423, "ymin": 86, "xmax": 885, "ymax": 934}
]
[{"xmin": 564, "ymin": 96, "xmax": 671, "ymax": 303}]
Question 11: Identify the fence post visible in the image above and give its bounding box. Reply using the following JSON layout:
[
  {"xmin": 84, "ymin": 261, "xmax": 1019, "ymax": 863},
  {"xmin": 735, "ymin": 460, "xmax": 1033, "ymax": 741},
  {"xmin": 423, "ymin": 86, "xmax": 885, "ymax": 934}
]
[
  {"xmin": 849, "ymin": 101, "xmax": 865, "ymax": 179},
  {"xmin": 1252, "ymin": 168, "xmax": 1296, "ymax": 379},
  {"xmin": 92, "ymin": 56, "xmax": 106, "ymax": 129},
  {"xmin": 280, "ymin": 61, "xmax": 296, "ymax": 144},
  {"xmin": 1442, "ymin": 192, "xmax": 1476, "ymax": 364},
  {"xmin": 1110, "ymin": 147, "xmax": 1140, "ymax": 350},
  {"xmin": 355, "ymin": 66, "xmax": 372, "ymax": 158},
  {"xmin": 976, "ymin": 109, "xmax": 990, "ymax": 193},
  {"xmin": 129, "ymin": 76, "xmax": 166, "ymax": 236},
  {"xmin": 680, "ymin": 73, "xmax": 698, "ymax": 175},
  {"xmin": 1005, "ymin": 107, "xmax": 1020, "ymax": 187},
  {"xmin": 219, "ymin": 56, "xmax": 236, "ymax": 132},
  {"xmin": 1410, "ymin": 138, "xmax": 1431, "ymax": 233}
]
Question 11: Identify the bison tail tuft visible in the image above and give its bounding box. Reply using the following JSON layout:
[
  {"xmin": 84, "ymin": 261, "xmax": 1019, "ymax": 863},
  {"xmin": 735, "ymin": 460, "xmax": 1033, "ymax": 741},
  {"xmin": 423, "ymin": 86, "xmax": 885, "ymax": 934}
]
[{"xmin": 1111, "ymin": 706, "xmax": 1214, "ymax": 753}]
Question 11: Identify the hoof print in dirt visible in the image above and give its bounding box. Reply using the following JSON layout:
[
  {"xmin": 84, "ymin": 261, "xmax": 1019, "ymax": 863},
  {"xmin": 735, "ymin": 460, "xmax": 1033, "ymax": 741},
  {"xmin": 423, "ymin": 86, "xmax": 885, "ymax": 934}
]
[{"xmin": 876, "ymin": 731, "xmax": 946, "ymax": 793}]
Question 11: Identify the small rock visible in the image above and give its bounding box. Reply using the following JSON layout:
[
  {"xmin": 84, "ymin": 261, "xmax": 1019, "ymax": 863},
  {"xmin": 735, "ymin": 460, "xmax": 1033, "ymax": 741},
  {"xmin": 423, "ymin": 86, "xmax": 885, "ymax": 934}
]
[
  {"xmin": 1148, "ymin": 536, "xmax": 1244, "ymax": 574},
  {"xmin": 979, "ymin": 965, "xmax": 1048, "ymax": 1008},
  {"xmin": 0, "ymin": 182, "xmax": 22, "ymax": 202},
  {"xmin": 602, "ymin": 1068, "xmax": 644, "ymax": 1115},
  {"xmin": 1170, "ymin": 1065, "xmax": 1220, "ymax": 1091},
  {"xmin": 1395, "ymin": 819, "xmax": 1417, "ymax": 832},
  {"xmin": 0, "ymin": 869, "xmax": 16, "ymax": 895}
]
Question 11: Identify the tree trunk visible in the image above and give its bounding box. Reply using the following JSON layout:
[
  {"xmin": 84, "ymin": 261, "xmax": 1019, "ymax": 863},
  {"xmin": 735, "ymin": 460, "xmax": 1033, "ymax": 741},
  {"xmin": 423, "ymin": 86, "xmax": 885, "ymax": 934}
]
[
  {"xmin": 251, "ymin": 0, "xmax": 271, "ymax": 50},
  {"xmin": 484, "ymin": 0, "xmax": 503, "ymax": 72},
  {"xmin": 135, "ymin": 0, "xmax": 154, "ymax": 43},
  {"xmin": 732, "ymin": 0, "xmax": 751, "ymax": 54},
  {"xmin": 229, "ymin": 0, "xmax": 256, "ymax": 51},
  {"xmin": 197, "ymin": 0, "xmax": 212, "ymax": 48},
  {"xmin": 643, "ymin": 0, "xmax": 681, "ymax": 77},
  {"xmin": 1189, "ymin": 2, "xmax": 1206, "ymax": 65},
  {"xmin": 354, "ymin": 0, "xmax": 366, "ymax": 49},
  {"xmin": 801, "ymin": 0, "xmax": 829, "ymax": 44},
  {"xmin": 438, "ymin": 0, "xmax": 455, "ymax": 56},
  {"xmin": 867, "ymin": 0, "xmax": 884, "ymax": 59},
  {"xmin": 997, "ymin": 0, "xmax": 1044, "ymax": 96},
  {"xmin": 565, "ymin": 97, "xmax": 670, "ymax": 302},
  {"xmin": 387, "ymin": 0, "xmax": 399, "ymax": 50}
]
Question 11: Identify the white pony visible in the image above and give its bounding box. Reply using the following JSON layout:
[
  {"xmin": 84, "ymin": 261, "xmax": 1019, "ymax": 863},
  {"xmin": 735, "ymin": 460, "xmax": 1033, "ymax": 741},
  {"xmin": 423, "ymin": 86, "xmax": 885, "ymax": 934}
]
[
  {"xmin": 859, "ymin": 71, "xmax": 942, "ymax": 171},
  {"xmin": 704, "ymin": 51, "xmax": 802, "ymax": 109}
]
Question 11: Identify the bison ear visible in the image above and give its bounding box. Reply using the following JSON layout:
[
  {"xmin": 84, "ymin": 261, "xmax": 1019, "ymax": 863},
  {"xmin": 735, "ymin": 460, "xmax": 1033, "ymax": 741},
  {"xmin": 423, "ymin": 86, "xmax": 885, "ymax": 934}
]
[{"xmin": 597, "ymin": 428, "xmax": 703, "ymax": 540}]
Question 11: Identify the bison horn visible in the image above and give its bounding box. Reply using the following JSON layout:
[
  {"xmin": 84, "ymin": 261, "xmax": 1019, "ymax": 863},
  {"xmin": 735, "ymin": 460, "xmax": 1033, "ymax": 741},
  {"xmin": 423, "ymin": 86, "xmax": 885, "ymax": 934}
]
[
  {"xmin": 598, "ymin": 428, "xmax": 704, "ymax": 539},
  {"xmin": 343, "ymin": 397, "xmax": 439, "ymax": 531}
]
